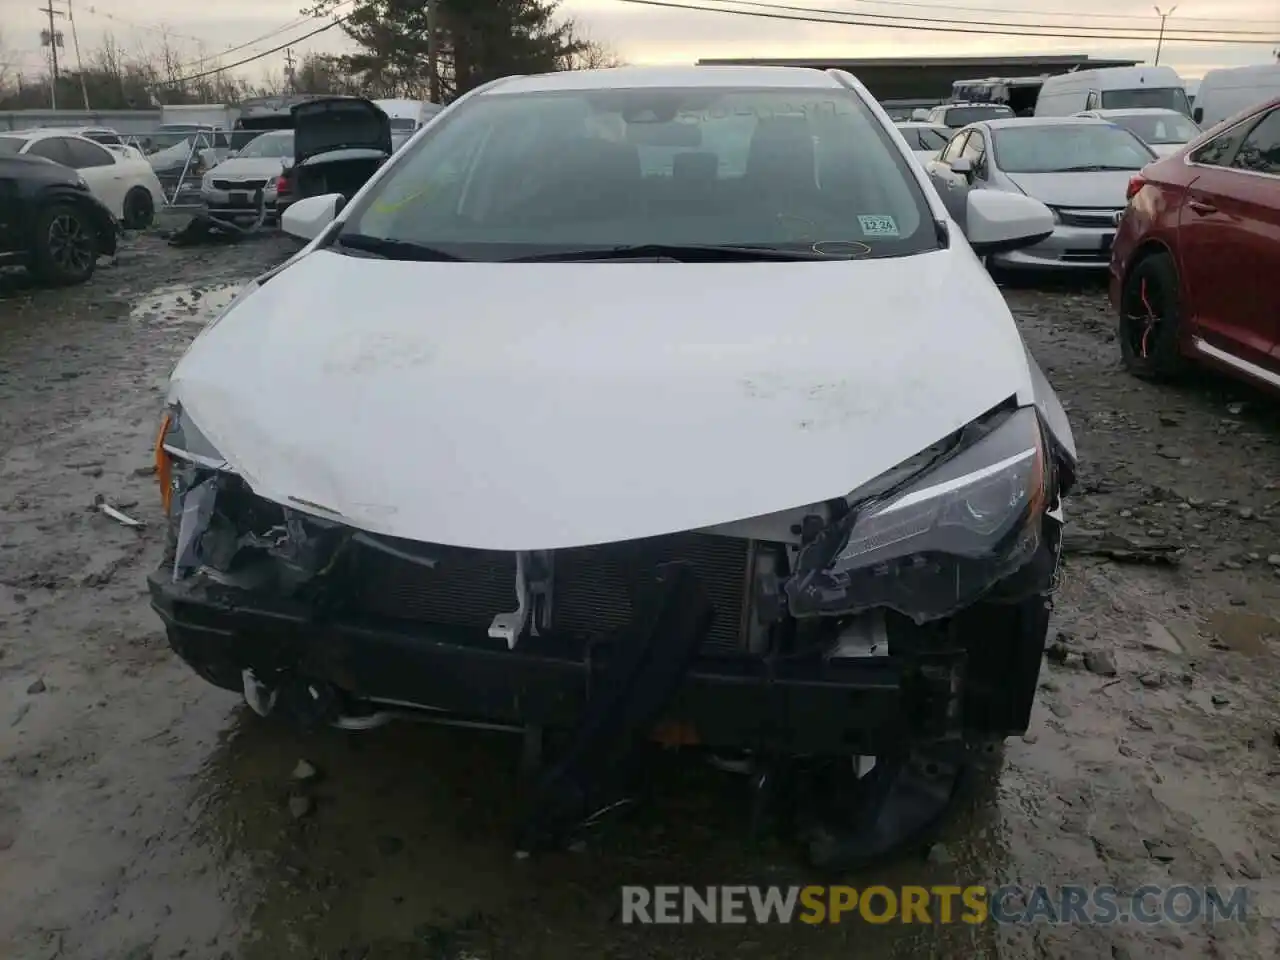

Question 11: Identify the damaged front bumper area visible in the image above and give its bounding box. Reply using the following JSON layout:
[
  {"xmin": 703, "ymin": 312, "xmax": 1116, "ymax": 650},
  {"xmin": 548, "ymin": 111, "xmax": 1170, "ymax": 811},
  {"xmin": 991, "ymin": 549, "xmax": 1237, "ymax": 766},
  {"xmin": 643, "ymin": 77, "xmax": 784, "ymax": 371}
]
[{"xmin": 150, "ymin": 401, "xmax": 1066, "ymax": 757}]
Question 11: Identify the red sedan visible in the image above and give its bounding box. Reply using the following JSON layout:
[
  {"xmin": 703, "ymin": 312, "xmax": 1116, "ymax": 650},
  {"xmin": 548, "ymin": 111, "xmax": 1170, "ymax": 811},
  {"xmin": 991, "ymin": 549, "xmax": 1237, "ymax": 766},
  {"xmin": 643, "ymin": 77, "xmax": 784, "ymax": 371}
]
[{"xmin": 1110, "ymin": 95, "xmax": 1280, "ymax": 389}]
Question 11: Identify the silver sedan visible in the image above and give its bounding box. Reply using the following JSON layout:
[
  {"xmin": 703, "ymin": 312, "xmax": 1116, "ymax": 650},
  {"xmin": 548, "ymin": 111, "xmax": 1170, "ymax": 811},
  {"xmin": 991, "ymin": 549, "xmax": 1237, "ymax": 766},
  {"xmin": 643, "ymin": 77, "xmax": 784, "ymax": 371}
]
[{"xmin": 925, "ymin": 116, "xmax": 1157, "ymax": 271}]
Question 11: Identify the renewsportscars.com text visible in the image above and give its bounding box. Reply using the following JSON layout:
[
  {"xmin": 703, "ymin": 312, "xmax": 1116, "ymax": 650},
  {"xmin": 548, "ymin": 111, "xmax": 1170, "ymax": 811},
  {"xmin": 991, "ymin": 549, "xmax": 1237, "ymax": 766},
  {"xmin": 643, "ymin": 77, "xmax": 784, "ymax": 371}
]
[{"xmin": 620, "ymin": 884, "xmax": 1250, "ymax": 925}]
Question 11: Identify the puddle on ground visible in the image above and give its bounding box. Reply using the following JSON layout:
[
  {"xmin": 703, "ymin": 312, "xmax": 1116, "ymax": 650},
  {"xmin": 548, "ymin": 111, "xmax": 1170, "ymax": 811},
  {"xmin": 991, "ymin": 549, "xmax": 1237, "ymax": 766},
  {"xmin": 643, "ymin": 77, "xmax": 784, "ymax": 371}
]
[
  {"xmin": 130, "ymin": 282, "xmax": 243, "ymax": 327},
  {"xmin": 1205, "ymin": 610, "xmax": 1280, "ymax": 657}
]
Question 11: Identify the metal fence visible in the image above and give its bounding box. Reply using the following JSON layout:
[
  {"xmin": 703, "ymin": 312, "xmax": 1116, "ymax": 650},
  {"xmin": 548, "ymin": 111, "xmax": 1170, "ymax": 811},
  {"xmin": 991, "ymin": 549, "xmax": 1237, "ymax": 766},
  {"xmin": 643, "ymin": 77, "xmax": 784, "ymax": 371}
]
[{"xmin": 0, "ymin": 109, "xmax": 162, "ymax": 135}]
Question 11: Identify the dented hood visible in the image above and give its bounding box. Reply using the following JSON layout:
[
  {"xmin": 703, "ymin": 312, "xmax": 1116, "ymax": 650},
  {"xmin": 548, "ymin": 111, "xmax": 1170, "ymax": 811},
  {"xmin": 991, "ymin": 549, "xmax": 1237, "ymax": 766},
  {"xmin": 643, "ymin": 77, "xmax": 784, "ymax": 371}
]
[{"xmin": 169, "ymin": 247, "xmax": 1035, "ymax": 551}]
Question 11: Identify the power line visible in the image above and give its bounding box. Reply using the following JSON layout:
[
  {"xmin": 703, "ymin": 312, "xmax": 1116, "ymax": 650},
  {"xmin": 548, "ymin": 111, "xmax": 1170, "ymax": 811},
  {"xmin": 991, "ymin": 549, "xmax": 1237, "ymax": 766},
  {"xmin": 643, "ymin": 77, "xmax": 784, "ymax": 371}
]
[
  {"xmin": 150, "ymin": 13, "xmax": 353, "ymax": 87},
  {"xmin": 80, "ymin": 1, "xmax": 353, "ymax": 71},
  {"xmin": 789, "ymin": 0, "xmax": 1280, "ymax": 29},
  {"xmin": 671, "ymin": 0, "xmax": 1280, "ymax": 41},
  {"xmin": 612, "ymin": 0, "xmax": 1280, "ymax": 44},
  {"xmin": 82, "ymin": 5, "xmax": 209, "ymax": 45}
]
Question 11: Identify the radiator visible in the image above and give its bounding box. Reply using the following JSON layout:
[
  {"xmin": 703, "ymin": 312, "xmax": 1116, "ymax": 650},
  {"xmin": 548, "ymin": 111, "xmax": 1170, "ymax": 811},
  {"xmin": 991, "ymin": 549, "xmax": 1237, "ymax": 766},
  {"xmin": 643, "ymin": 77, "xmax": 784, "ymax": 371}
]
[{"xmin": 350, "ymin": 532, "xmax": 753, "ymax": 653}]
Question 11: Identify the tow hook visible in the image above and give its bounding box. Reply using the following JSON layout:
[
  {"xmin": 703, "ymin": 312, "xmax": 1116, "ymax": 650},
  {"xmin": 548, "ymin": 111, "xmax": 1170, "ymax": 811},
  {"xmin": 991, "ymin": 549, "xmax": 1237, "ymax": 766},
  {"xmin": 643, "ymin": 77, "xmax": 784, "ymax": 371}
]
[{"xmin": 242, "ymin": 668, "xmax": 277, "ymax": 717}]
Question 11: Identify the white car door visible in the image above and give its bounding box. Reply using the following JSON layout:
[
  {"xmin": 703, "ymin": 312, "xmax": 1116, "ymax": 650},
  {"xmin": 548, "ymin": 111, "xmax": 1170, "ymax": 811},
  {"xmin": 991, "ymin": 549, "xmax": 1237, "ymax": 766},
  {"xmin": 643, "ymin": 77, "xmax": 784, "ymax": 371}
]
[{"xmin": 62, "ymin": 137, "xmax": 131, "ymax": 217}]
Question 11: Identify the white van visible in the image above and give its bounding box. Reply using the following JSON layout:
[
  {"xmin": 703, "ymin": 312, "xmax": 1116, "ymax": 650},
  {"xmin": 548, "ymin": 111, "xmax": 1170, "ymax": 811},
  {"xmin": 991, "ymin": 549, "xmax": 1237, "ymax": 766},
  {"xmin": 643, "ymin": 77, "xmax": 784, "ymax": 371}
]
[
  {"xmin": 1192, "ymin": 64, "xmax": 1280, "ymax": 129},
  {"xmin": 1034, "ymin": 66, "xmax": 1191, "ymax": 118},
  {"xmin": 373, "ymin": 99, "xmax": 443, "ymax": 144}
]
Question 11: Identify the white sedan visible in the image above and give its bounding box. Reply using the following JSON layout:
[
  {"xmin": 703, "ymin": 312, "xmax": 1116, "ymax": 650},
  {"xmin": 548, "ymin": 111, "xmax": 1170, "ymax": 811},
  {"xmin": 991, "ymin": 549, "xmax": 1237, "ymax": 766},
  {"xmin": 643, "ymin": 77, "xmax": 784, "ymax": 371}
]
[
  {"xmin": 153, "ymin": 65, "xmax": 1076, "ymax": 865},
  {"xmin": 1074, "ymin": 108, "xmax": 1201, "ymax": 157},
  {"xmin": 0, "ymin": 129, "xmax": 166, "ymax": 228}
]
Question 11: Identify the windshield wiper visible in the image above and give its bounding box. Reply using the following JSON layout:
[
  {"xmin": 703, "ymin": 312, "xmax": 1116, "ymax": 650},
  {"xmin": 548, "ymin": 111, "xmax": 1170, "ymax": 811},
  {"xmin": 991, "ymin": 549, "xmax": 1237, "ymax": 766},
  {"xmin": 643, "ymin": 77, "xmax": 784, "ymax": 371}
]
[
  {"xmin": 506, "ymin": 243, "xmax": 845, "ymax": 263},
  {"xmin": 333, "ymin": 233, "xmax": 466, "ymax": 261}
]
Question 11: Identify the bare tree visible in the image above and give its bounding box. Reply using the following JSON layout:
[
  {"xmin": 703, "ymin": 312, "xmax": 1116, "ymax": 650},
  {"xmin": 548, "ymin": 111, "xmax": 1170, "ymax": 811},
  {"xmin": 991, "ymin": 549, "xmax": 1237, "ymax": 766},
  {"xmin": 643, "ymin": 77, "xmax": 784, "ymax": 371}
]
[
  {"xmin": 0, "ymin": 28, "xmax": 15, "ymax": 95},
  {"xmin": 560, "ymin": 36, "xmax": 625, "ymax": 71}
]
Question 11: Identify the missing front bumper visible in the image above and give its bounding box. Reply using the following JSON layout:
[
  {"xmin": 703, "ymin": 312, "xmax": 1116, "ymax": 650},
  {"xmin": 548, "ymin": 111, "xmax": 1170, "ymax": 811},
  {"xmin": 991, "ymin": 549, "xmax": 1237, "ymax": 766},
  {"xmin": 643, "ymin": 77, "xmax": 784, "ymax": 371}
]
[{"xmin": 149, "ymin": 568, "xmax": 1048, "ymax": 755}]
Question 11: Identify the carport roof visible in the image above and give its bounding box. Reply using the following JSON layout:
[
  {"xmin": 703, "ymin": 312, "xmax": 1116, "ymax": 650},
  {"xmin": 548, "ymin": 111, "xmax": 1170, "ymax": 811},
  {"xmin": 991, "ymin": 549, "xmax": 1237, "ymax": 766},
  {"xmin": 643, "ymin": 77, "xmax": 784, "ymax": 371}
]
[
  {"xmin": 697, "ymin": 55, "xmax": 1139, "ymax": 68},
  {"xmin": 696, "ymin": 54, "xmax": 1140, "ymax": 101}
]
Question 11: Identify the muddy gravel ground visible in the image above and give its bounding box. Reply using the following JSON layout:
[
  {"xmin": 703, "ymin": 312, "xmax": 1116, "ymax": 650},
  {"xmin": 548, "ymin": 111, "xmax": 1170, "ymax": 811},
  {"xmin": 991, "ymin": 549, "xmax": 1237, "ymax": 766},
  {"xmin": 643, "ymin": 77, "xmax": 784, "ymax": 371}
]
[{"xmin": 2, "ymin": 234, "xmax": 1279, "ymax": 960}]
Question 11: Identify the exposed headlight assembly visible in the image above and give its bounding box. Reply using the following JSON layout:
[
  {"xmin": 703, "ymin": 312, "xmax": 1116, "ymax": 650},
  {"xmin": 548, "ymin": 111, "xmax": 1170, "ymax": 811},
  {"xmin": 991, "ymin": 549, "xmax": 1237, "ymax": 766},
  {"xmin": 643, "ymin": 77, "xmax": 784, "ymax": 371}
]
[{"xmin": 785, "ymin": 406, "xmax": 1053, "ymax": 624}]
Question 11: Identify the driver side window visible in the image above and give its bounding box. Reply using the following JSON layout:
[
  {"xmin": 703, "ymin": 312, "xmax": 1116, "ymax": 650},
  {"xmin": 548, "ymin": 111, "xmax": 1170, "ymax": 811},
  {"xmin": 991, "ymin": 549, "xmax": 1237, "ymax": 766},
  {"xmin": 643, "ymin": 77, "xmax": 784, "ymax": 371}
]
[
  {"xmin": 961, "ymin": 131, "xmax": 987, "ymax": 177},
  {"xmin": 940, "ymin": 132, "xmax": 970, "ymax": 164}
]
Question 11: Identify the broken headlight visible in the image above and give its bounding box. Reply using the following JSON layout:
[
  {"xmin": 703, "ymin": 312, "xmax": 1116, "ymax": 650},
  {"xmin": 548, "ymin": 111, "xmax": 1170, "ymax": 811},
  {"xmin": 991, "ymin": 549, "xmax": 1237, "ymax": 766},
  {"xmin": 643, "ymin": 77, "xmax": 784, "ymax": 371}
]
[
  {"xmin": 786, "ymin": 406, "xmax": 1051, "ymax": 624},
  {"xmin": 154, "ymin": 406, "xmax": 348, "ymax": 589}
]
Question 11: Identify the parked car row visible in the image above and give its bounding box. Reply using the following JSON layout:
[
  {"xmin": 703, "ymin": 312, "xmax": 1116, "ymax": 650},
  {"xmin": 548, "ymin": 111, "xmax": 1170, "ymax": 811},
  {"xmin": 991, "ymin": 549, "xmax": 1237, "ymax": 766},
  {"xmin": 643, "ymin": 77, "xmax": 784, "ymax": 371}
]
[
  {"xmin": 942, "ymin": 62, "xmax": 1280, "ymax": 131},
  {"xmin": 198, "ymin": 96, "xmax": 401, "ymax": 224},
  {"xmin": 0, "ymin": 128, "xmax": 165, "ymax": 230}
]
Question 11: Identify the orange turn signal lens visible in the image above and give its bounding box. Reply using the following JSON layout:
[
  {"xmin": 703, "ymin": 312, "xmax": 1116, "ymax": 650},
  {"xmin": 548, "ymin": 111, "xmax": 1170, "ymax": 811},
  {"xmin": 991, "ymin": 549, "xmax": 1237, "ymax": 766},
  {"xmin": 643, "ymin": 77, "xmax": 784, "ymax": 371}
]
[{"xmin": 154, "ymin": 413, "xmax": 173, "ymax": 514}]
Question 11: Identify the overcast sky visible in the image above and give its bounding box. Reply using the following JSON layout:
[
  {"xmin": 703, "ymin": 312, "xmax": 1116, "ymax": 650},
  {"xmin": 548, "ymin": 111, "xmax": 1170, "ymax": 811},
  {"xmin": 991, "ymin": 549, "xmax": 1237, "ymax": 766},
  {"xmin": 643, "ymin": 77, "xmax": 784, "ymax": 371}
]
[{"xmin": 2, "ymin": 0, "xmax": 1277, "ymax": 86}]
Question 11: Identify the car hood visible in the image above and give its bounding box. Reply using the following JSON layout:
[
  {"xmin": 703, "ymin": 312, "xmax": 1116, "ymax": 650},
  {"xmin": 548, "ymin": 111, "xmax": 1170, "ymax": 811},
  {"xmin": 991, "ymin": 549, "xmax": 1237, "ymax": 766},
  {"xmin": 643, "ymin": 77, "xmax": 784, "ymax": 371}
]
[
  {"xmin": 1004, "ymin": 170, "xmax": 1136, "ymax": 207},
  {"xmin": 292, "ymin": 97, "xmax": 391, "ymax": 163},
  {"xmin": 169, "ymin": 247, "xmax": 1037, "ymax": 551},
  {"xmin": 207, "ymin": 156, "xmax": 285, "ymax": 178}
]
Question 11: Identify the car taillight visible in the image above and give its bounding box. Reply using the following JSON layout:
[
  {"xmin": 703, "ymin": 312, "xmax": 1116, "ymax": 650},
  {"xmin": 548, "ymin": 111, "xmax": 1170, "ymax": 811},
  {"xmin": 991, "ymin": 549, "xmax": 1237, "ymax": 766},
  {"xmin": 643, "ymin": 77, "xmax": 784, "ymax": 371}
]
[
  {"xmin": 1126, "ymin": 175, "xmax": 1147, "ymax": 201},
  {"xmin": 275, "ymin": 175, "xmax": 290, "ymax": 193}
]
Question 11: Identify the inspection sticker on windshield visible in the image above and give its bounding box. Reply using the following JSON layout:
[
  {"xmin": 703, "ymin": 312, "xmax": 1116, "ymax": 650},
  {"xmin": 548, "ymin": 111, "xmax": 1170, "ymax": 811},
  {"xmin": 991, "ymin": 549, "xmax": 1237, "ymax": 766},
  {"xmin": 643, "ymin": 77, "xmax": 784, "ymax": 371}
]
[{"xmin": 858, "ymin": 215, "xmax": 899, "ymax": 237}]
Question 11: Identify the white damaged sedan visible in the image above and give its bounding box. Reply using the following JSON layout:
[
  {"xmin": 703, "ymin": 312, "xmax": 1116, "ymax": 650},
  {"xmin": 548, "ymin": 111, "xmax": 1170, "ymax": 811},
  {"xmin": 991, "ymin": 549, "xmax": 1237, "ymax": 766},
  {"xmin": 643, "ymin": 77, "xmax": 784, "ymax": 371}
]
[{"xmin": 150, "ymin": 66, "xmax": 1075, "ymax": 864}]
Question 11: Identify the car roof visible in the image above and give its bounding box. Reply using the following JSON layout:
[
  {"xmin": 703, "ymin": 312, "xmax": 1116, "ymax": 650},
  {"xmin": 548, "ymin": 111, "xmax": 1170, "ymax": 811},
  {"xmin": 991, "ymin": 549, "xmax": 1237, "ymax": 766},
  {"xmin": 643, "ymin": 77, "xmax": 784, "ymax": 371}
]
[
  {"xmin": 487, "ymin": 65, "xmax": 846, "ymax": 94},
  {"xmin": 3, "ymin": 128, "xmax": 102, "ymax": 144},
  {"xmin": 1084, "ymin": 108, "xmax": 1187, "ymax": 117},
  {"xmin": 983, "ymin": 116, "xmax": 1113, "ymax": 131}
]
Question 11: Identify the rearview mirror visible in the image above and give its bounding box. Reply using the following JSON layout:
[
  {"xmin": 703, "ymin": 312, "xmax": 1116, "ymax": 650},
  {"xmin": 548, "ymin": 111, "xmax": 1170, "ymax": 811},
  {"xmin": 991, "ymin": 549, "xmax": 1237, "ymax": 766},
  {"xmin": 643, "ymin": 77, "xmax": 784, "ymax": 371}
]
[
  {"xmin": 964, "ymin": 190, "xmax": 1054, "ymax": 256},
  {"xmin": 281, "ymin": 192, "xmax": 344, "ymax": 241}
]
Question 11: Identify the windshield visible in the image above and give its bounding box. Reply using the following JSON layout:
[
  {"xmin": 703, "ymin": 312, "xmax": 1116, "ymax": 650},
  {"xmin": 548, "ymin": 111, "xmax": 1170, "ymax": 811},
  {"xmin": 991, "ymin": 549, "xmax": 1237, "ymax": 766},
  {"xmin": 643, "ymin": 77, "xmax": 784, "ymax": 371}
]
[
  {"xmin": 339, "ymin": 86, "xmax": 938, "ymax": 261},
  {"xmin": 1107, "ymin": 112, "xmax": 1200, "ymax": 144},
  {"xmin": 237, "ymin": 131, "xmax": 294, "ymax": 158},
  {"xmin": 0, "ymin": 136, "xmax": 23, "ymax": 154},
  {"xmin": 993, "ymin": 124, "xmax": 1154, "ymax": 173},
  {"xmin": 1101, "ymin": 87, "xmax": 1193, "ymax": 116},
  {"xmin": 944, "ymin": 105, "xmax": 1014, "ymax": 126}
]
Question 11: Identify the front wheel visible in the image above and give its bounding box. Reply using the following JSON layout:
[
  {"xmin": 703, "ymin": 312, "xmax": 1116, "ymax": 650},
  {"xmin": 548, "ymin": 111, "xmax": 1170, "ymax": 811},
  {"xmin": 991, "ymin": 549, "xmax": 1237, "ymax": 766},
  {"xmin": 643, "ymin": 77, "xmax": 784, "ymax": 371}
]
[
  {"xmin": 1119, "ymin": 251, "xmax": 1186, "ymax": 380},
  {"xmin": 29, "ymin": 203, "xmax": 99, "ymax": 285}
]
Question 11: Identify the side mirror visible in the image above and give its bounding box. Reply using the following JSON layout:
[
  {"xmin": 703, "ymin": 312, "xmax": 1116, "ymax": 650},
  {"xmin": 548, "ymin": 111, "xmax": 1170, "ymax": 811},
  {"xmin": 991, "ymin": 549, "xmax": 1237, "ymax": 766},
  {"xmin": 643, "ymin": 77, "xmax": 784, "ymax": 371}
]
[
  {"xmin": 1192, "ymin": 107, "xmax": 1204, "ymax": 124},
  {"xmin": 227, "ymin": 150, "xmax": 240, "ymax": 158},
  {"xmin": 281, "ymin": 192, "xmax": 344, "ymax": 241},
  {"xmin": 949, "ymin": 156, "xmax": 975, "ymax": 181},
  {"xmin": 964, "ymin": 190, "xmax": 1054, "ymax": 256},
  {"xmin": 911, "ymin": 108, "xmax": 931, "ymax": 122}
]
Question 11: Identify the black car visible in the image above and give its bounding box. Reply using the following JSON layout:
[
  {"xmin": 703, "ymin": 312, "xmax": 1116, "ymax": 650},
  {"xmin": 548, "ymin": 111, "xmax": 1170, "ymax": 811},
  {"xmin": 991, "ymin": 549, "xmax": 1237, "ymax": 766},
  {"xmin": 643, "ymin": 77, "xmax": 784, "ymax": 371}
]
[{"xmin": 0, "ymin": 154, "xmax": 118, "ymax": 285}]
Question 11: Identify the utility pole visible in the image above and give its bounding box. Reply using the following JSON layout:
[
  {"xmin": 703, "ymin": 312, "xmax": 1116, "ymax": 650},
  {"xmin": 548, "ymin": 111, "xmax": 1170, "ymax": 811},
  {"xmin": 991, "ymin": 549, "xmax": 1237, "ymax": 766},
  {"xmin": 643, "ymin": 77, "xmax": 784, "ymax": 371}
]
[
  {"xmin": 1153, "ymin": 5, "xmax": 1177, "ymax": 67},
  {"xmin": 67, "ymin": 0, "xmax": 90, "ymax": 108},
  {"xmin": 284, "ymin": 47, "xmax": 297, "ymax": 92},
  {"xmin": 426, "ymin": 0, "xmax": 440, "ymax": 104},
  {"xmin": 38, "ymin": 0, "xmax": 65, "ymax": 109}
]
